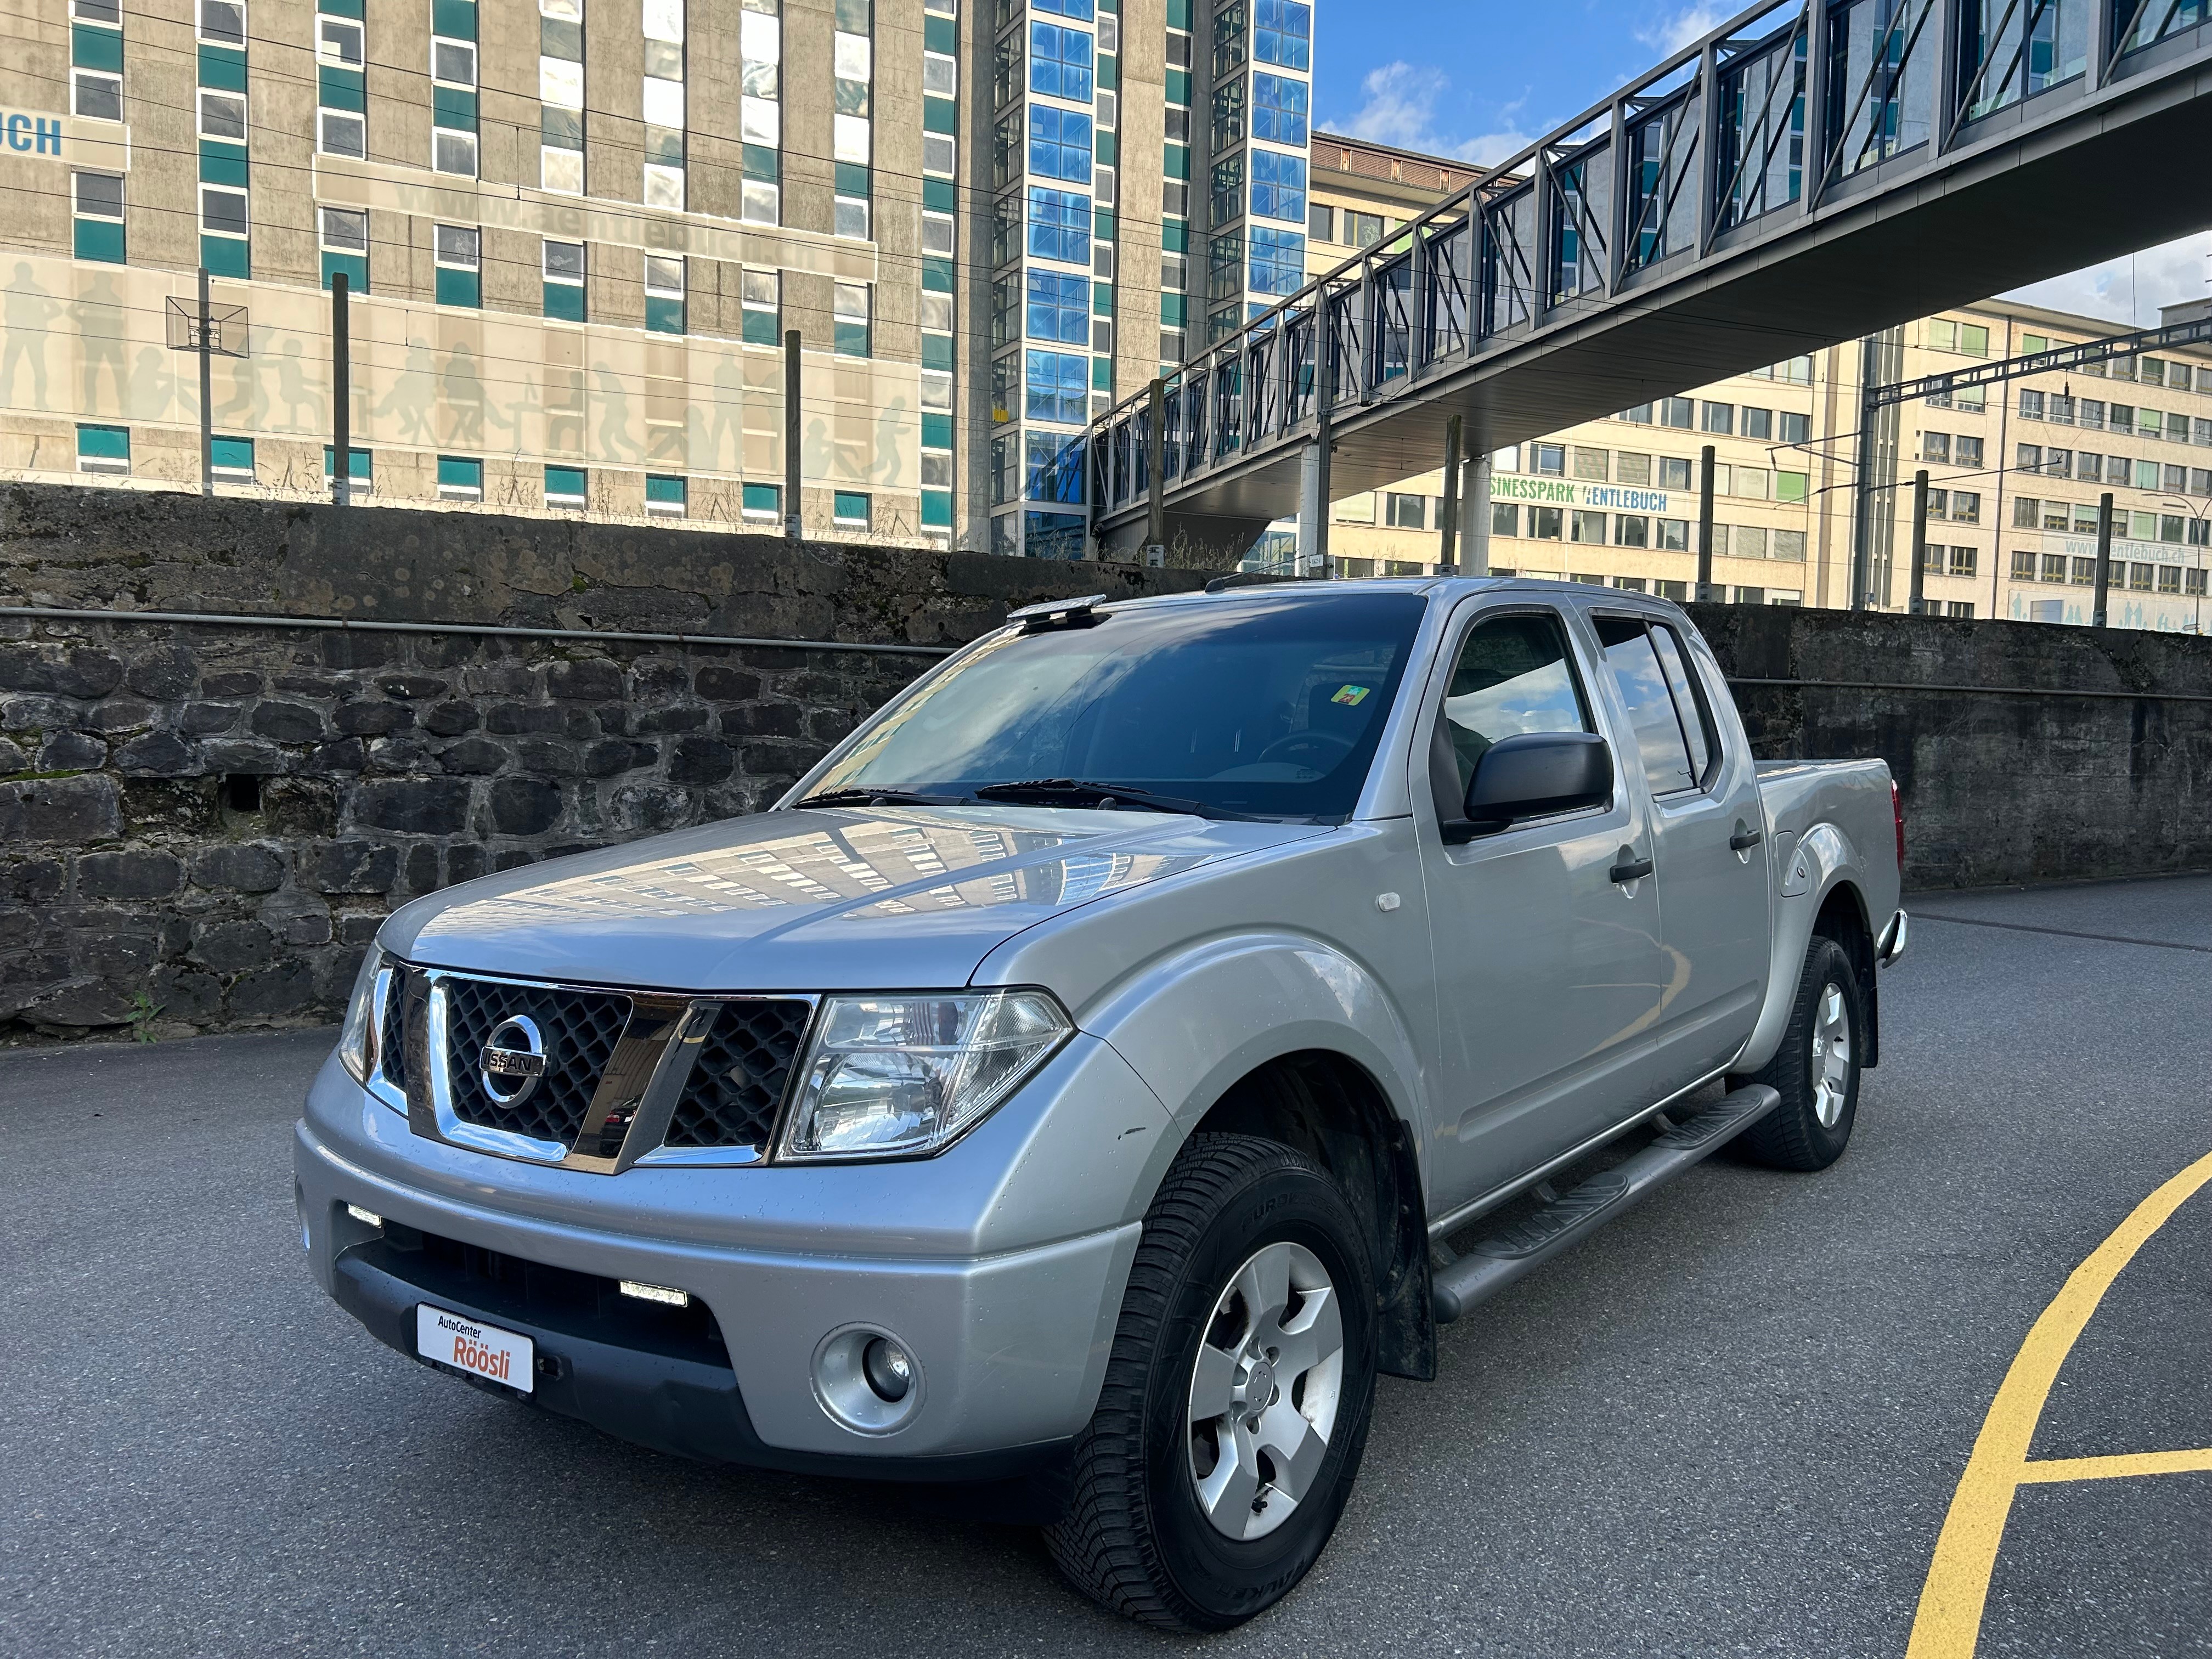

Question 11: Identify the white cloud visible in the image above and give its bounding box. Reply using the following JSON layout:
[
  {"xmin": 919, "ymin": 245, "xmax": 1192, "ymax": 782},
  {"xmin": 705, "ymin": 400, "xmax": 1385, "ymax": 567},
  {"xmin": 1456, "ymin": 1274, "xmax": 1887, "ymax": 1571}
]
[
  {"xmin": 1634, "ymin": 3, "xmax": 1726, "ymax": 55},
  {"xmin": 1333, "ymin": 62, "xmax": 1531, "ymax": 168},
  {"xmin": 2003, "ymin": 233, "xmax": 2212, "ymax": 328}
]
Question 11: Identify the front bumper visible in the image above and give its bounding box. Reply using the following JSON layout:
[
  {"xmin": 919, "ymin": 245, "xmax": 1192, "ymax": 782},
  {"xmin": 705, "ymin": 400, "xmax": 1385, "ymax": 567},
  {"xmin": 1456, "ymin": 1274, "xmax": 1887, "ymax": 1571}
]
[{"xmin": 295, "ymin": 1031, "xmax": 1166, "ymax": 1472}]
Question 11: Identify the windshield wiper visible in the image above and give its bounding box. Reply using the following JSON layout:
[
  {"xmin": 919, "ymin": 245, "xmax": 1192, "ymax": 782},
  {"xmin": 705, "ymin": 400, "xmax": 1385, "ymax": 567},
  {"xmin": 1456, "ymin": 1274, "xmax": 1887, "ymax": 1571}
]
[
  {"xmin": 971, "ymin": 778, "xmax": 1262, "ymax": 821},
  {"xmin": 791, "ymin": 787, "xmax": 970, "ymax": 809}
]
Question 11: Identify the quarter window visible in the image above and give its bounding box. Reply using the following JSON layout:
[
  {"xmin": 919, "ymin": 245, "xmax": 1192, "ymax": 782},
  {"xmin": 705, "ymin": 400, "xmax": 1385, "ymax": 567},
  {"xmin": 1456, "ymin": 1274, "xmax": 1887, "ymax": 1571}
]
[{"xmin": 1594, "ymin": 616, "xmax": 1716, "ymax": 795}]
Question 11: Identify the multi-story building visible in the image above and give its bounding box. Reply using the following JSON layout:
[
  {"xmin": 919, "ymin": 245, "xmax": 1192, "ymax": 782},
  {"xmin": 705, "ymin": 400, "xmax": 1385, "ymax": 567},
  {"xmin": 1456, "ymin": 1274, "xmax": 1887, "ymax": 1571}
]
[
  {"xmin": 0, "ymin": 0, "xmax": 1299, "ymax": 558},
  {"xmin": 982, "ymin": 0, "xmax": 1313, "ymax": 557},
  {"xmin": 1300, "ymin": 131, "xmax": 2212, "ymax": 633}
]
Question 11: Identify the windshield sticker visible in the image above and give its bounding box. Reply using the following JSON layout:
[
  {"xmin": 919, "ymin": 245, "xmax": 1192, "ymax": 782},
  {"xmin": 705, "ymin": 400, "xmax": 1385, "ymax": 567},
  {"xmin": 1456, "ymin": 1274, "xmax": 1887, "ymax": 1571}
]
[{"xmin": 1330, "ymin": 685, "xmax": 1372, "ymax": 707}]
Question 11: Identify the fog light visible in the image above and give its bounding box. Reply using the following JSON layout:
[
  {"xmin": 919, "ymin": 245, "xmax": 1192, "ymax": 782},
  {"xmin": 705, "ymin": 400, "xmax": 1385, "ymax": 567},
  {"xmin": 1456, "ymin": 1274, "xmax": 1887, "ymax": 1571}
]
[
  {"xmin": 862, "ymin": 1336, "xmax": 912, "ymax": 1402},
  {"xmin": 619, "ymin": 1279, "xmax": 691, "ymax": 1307},
  {"xmin": 346, "ymin": 1204, "xmax": 382, "ymax": 1228},
  {"xmin": 811, "ymin": 1326, "xmax": 924, "ymax": 1434}
]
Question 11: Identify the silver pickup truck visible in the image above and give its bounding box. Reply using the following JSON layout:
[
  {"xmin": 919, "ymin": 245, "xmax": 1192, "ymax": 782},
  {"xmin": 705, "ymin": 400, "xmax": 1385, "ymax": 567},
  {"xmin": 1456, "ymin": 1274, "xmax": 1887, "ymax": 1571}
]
[{"xmin": 297, "ymin": 578, "xmax": 1905, "ymax": 1630}]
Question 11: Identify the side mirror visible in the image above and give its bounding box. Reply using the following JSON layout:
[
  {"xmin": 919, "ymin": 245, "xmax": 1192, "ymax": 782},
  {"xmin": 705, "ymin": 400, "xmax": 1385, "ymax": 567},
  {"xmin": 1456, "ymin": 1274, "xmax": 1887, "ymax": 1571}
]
[{"xmin": 1444, "ymin": 731, "xmax": 1613, "ymax": 843}]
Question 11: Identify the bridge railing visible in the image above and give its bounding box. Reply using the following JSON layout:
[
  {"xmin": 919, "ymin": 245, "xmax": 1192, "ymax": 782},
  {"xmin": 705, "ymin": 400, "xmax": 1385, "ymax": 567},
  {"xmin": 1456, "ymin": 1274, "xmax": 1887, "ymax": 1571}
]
[{"xmin": 1069, "ymin": 0, "xmax": 2212, "ymax": 533}]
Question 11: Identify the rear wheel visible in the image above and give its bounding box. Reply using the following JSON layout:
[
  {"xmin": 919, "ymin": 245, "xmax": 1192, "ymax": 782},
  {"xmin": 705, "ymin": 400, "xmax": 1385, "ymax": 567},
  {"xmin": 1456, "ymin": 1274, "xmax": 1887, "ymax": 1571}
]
[
  {"xmin": 1043, "ymin": 1133, "xmax": 1376, "ymax": 1632},
  {"xmin": 1732, "ymin": 934, "xmax": 1863, "ymax": 1171}
]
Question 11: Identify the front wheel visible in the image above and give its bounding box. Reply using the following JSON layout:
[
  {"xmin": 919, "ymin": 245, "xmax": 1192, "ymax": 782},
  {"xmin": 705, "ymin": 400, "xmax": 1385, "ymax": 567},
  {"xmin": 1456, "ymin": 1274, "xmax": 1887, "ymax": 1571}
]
[
  {"xmin": 1043, "ymin": 1133, "xmax": 1377, "ymax": 1632},
  {"xmin": 1731, "ymin": 934, "xmax": 1864, "ymax": 1171}
]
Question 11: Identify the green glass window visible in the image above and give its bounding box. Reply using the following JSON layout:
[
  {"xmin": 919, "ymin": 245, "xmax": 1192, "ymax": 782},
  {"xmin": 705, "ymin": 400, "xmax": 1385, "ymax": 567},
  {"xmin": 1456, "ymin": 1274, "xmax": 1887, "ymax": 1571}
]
[
  {"xmin": 833, "ymin": 490, "xmax": 870, "ymax": 527},
  {"xmin": 545, "ymin": 465, "xmax": 586, "ymax": 504},
  {"xmin": 77, "ymin": 424, "xmax": 129, "ymax": 473},
  {"xmin": 742, "ymin": 482, "xmax": 781, "ymax": 518},
  {"xmin": 437, "ymin": 455, "xmax": 483, "ymax": 497}
]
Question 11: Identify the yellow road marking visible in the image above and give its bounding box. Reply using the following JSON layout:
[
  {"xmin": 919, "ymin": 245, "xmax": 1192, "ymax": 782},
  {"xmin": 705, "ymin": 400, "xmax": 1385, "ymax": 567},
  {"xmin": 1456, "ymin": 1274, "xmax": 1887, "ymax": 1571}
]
[
  {"xmin": 1905, "ymin": 1146, "xmax": 2212, "ymax": 1659},
  {"xmin": 2018, "ymin": 1448, "xmax": 2212, "ymax": 1484}
]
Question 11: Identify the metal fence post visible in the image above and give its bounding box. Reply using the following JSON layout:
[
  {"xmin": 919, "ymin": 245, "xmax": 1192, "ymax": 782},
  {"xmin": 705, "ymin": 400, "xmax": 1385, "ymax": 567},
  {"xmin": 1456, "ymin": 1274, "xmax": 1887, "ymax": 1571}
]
[
  {"xmin": 1909, "ymin": 468, "xmax": 1929, "ymax": 613},
  {"xmin": 1697, "ymin": 442, "xmax": 1718, "ymax": 600},
  {"xmin": 330, "ymin": 272, "xmax": 351, "ymax": 507},
  {"xmin": 2093, "ymin": 490, "xmax": 2114, "ymax": 626}
]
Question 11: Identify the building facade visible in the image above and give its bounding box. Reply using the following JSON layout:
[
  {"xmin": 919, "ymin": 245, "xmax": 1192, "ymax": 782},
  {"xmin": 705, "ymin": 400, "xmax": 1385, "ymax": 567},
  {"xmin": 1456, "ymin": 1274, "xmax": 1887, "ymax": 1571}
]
[
  {"xmin": 0, "ymin": 0, "xmax": 1309, "ymax": 556},
  {"xmin": 1302, "ymin": 132, "xmax": 2212, "ymax": 633}
]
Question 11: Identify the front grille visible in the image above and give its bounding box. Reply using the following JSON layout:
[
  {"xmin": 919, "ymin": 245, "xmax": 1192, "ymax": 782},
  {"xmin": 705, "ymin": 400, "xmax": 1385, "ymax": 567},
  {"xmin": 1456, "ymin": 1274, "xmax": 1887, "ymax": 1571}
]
[
  {"xmin": 441, "ymin": 976, "xmax": 631, "ymax": 1147},
  {"xmin": 665, "ymin": 998, "xmax": 814, "ymax": 1152},
  {"xmin": 378, "ymin": 977, "xmax": 409, "ymax": 1092}
]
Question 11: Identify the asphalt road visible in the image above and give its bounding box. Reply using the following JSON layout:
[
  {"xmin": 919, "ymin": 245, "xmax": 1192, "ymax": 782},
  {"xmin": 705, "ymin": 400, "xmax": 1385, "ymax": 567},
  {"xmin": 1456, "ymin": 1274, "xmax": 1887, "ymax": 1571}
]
[{"xmin": 4, "ymin": 876, "xmax": 2208, "ymax": 1657}]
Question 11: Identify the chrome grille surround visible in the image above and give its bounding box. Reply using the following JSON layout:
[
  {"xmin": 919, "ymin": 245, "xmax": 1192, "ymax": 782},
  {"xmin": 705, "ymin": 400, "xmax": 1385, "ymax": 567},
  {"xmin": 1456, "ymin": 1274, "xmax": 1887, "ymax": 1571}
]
[{"xmin": 377, "ymin": 963, "xmax": 817, "ymax": 1173}]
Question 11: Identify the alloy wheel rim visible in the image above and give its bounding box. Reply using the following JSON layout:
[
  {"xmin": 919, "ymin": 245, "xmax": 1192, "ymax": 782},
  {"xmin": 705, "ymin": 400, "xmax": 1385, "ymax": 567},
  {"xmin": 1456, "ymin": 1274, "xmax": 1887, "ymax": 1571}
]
[
  {"xmin": 1809, "ymin": 980, "xmax": 1853, "ymax": 1128},
  {"xmin": 1185, "ymin": 1239, "xmax": 1344, "ymax": 1542}
]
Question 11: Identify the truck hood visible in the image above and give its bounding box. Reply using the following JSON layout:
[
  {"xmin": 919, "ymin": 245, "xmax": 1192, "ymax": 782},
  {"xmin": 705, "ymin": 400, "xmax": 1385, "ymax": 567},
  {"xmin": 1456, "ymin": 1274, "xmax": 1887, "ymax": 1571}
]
[{"xmin": 384, "ymin": 803, "xmax": 1330, "ymax": 992}]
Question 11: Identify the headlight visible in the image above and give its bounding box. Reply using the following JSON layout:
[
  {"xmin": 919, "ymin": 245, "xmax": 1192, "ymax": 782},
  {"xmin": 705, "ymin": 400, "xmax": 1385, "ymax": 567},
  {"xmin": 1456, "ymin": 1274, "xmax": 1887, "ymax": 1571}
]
[
  {"xmin": 778, "ymin": 990, "xmax": 1073, "ymax": 1160},
  {"xmin": 336, "ymin": 946, "xmax": 389, "ymax": 1085}
]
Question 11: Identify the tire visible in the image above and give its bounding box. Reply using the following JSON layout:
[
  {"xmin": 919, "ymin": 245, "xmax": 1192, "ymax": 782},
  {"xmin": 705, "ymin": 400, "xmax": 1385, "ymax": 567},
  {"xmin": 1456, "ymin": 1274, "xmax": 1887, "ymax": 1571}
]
[
  {"xmin": 1731, "ymin": 934, "xmax": 1864, "ymax": 1171},
  {"xmin": 1043, "ymin": 1133, "xmax": 1378, "ymax": 1632}
]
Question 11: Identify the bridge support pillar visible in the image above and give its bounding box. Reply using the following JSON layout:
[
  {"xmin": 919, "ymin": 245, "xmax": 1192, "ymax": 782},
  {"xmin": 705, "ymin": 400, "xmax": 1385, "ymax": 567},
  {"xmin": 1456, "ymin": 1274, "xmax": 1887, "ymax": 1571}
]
[
  {"xmin": 1465, "ymin": 453, "xmax": 1491, "ymax": 575},
  {"xmin": 1298, "ymin": 432, "xmax": 1330, "ymax": 577}
]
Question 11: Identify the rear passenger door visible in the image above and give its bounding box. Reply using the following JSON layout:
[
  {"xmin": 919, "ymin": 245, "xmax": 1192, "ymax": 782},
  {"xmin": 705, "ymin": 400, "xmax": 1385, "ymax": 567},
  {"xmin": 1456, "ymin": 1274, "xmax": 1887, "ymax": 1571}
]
[{"xmin": 1587, "ymin": 611, "xmax": 1770, "ymax": 1094}]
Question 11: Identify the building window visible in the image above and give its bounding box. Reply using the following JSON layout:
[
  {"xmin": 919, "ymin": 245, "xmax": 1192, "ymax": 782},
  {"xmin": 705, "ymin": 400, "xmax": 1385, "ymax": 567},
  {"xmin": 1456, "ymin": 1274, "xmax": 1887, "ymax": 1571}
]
[
  {"xmin": 1570, "ymin": 510, "xmax": 1606, "ymax": 544},
  {"xmin": 1248, "ymin": 225, "xmax": 1304, "ymax": 295},
  {"xmin": 1533, "ymin": 443, "xmax": 1566, "ymax": 477},
  {"xmin": 544, "ymin": 465, "xmax": 588, "ymax": 507},
  {"xmin": 1615, "ymin": 515, "xmax": 1650, "ymax": 547},
  {"xmin": 437, "ymin": 455, "xmax": 483, "ymax": 501},
  {"xmin": 742, "ymin": 482, "xmax": 781, "ymax": 521},
  {"xmin": 833, "ymin": 490, "xmax": 871, "ymax": 528},
  {"xmin": 1030, "ymin": 20, "xmax": 1093, "ymax": 101},
  {"xmin": 319, "ymin": 205, "xmax": 368, "ymax": 292},
  {"xmin": 1307, "ymin": 202, "xmax": 1335, "ymax": 242},
  {"xmin": 1956, "ymin": 435, "xmax": 1984, "ymax": 467},
  {"xmin": 1344, "ymin": 210, "xmax": 1383, "ymax": 248},
  {"xmin": 1660, "ymin": 396, "xmax": 1694, "ymax": 429},
  {"xmin": 645, "ymin": 255, "xmax": 685, "ymax": 334},
  {"xmin": 742, "ymin": 267, "xmax": 780, "ymax": 346},
  {"xmin": 198, "ymin": 0, "xmax": 245, "ymax": 44},
  {"xmin": 1250, "ymin": 149, "xmax": 1305, "ymax": 223},
  {"xmin": 1252, "ymin": 71, "xmax": 1307, "ymax": 145},
  {"xmin": 2069, "ymin": 557, "xmax": 2096, "ymax": 586},
  {"xmin": 1490, "ymin": 502, "xmax": 1519, "ymax": 538},
  {"xmin": 74, "ymin": 69, "xmax": 123, "ymax": 122},
  {"xmin": 72, "ymin": 171, "xmax": 125, "ymax": 263},
  {"xmin": 1742, "ymin": 407, "xmax": 1773, "ymax": 441},
  {"xmin": 434, "ymin": 224, "xmax": 481, "ymax": 307},
  {"xmin": 199, "ymin": 90, "xmax": 246, "ymax": 140},
  {"xmin": 210, "ymin": 435, "xmax": 255, "ymax": 482},
  {"xmin": 319, "ymin": 108, "xmax": 365, "ymax": 157},
  {"xmin": 318, "ymin": 12, "xmax": 362, "ymax": 63},
  {"xmin": 646, "ymin": 474, "xmax": 686, "ymax": 517},
  {"xmin": 1571, "ymin": 446, "xmax": 1609, "ymax": 481},
  {"xmin": 1025, "ymin": 348, "xmax": 1088, "ymax": 425},
  {"xmin": 1701, "ymin": 401, "xmax": 1734, "ymax": 435},
  {"xmin": 76, "ymin": 424, "xmax": 129, "ymax": 475},
  {"xmin": 1949, "ymin": 491, "xmax": 1980, "ymax": 524},
  {"xmin": 1385, "ymin": 492, "xmax": 1425, "ymax": 529},
  {"xmin": 1922, "ymin": 432, "xmax": 1951, "ymax": 464},
  {"xmin": 1253, "ymin": 0, "xmax": 1311, "ymax": 68},
  {"xmin": 833, "ymin": 281, "xmax": 871, "ymax": 358},
  {"xmin": 1028, "ymin": 187, "xmax": 1091, "ymax": 264},
  {"xmin": 1026, "ymin": 269, "xmax": 1090, "ymax": 344},
  {"xmin": 543, "ymin": 239, "xmax": 585, "ymax": 321},
  {"xmin": 1029, "ymin": 104, "xmax": 1093, "ymax": 181},
  {"xmin": 1928, "ymin": 318, "xmax": 1990, "ymax": 356},
  {"xmin": 200, "ymin": 184, "xmax": 249, "ymax": 240}
]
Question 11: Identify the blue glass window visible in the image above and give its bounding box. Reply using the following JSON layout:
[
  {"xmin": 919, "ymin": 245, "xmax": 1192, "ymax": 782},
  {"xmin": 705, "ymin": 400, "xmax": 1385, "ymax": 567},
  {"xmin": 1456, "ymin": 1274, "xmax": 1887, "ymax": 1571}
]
[
  {"xmin": 1028, "ymin": 104, "xmax": 1093, "ymax": 182},
  {"xmin": 1252, "ymin": 73, "xmax": 1308, "ymax": 146},
  {"xmin": 1029, "ymin": 21, "xmax": 1094, "ymax": 103},
  {"xmin": 1026, "ymin": 270, "xmax": 1091, "ymax": 344},
  {"xmin": 1027, "ymin": 186, "xmax": 1091, "ymax": 264},
  {"xmin": 1025, "ymin": 348, "xmax": 1091, "ymax": 426},
  {"xmin": 1025, "ymin": 431, "xmax": 1085, "ymax": 501},
  {"xmin": 1250, "ymin": 149, "xmax": 1306, "ymax": 223},
  {"xmin": 1254, "ymin": 0, "xmax": 1311, "ymax": 69},
  {"xmin": 1249, "ymin": 225, "xmax": 1305, "ymax": 295},
  {"xmin": 1034, "ymin": 0, "xmax": 1094, "ymax": 19}
]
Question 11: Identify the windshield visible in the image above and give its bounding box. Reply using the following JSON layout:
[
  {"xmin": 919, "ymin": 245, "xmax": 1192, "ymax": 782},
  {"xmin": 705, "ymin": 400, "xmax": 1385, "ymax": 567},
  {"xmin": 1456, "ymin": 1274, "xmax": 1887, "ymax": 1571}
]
[{"xmin": 804, "ymin": 591, "xmax": 1430, "ymax": 820}]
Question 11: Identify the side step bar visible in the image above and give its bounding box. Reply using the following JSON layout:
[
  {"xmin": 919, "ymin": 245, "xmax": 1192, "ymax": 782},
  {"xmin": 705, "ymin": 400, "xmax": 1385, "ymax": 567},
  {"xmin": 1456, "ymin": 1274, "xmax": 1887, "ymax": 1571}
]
[{"xmin": 1430, "ymin": 1084, "xmax": 1781, "ymax": 1324}]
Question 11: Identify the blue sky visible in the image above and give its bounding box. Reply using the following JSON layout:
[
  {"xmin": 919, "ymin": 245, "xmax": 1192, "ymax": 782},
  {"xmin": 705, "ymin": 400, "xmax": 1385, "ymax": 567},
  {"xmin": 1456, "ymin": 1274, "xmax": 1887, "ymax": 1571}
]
[{"xmin": 1311, "ymin": 0, "xmax": 2212, "ymax": 325}]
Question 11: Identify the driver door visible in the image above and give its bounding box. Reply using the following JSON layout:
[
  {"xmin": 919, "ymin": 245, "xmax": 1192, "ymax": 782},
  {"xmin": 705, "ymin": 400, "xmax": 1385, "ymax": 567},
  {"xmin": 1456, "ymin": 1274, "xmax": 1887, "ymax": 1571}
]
[{"xmin": 1412, "ymin": 602, "xmax": 1670, "ymax": 1218}]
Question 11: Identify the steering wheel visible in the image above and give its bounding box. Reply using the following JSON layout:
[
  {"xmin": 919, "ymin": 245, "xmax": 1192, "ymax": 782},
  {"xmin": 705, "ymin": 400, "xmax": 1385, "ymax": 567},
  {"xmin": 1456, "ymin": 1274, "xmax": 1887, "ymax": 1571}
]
[{"xmin": 1256, "ymin": 730, "xmax": 1355, "ymax": 770}]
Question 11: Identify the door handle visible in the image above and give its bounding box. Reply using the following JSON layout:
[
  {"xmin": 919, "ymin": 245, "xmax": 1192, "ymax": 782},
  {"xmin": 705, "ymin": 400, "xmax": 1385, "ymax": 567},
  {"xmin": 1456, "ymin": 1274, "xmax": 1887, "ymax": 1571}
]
[
  {"xmin": 1729, "ymin": 824, "xmax": 1764, "ymax": 851},
  {"xmin": 1609, "ymin": 851, "xmax": 1654, "ymax": 884}
]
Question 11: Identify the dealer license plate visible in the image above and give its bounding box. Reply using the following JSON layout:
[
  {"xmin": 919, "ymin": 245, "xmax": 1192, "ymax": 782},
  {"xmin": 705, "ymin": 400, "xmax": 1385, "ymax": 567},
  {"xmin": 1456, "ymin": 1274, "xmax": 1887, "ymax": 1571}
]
[{"xmin": 415, "ymin": 1304, "xmax": 534, "ymax": 1394}]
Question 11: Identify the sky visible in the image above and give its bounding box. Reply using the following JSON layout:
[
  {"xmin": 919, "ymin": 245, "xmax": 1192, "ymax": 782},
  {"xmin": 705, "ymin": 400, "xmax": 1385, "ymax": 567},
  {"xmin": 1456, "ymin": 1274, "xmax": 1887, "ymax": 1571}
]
[{"xmin": 1311, "ymin": 0, "xmax": 2212, "ymax": 327}]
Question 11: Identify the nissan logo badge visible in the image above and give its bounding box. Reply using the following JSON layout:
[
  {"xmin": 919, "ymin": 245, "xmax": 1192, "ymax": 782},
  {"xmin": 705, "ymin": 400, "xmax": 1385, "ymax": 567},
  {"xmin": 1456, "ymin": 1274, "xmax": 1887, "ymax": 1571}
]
[{"xmin": 481, "ymin": 1014, "xmax": 548, "ymax": 1107}]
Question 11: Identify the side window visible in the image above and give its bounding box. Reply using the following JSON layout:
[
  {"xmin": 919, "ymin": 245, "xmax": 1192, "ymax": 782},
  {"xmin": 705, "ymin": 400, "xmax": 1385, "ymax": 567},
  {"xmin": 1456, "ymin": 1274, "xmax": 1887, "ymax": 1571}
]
[
  {"xmin": 1437, "ymin": 611, "xmax": 1593, "ymax": 798},
  {"xmin": 1646, "ymin": 624, "xmax": 1717, "ymax": 782},
  {"xmin": 1593, "ymin": 615, "xmax": 1714, "ymax": 795}
]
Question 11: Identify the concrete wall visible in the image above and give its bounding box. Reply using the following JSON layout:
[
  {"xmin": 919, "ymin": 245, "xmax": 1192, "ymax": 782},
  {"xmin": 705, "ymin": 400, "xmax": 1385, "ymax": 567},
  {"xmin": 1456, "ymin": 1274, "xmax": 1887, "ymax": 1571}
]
[{"xmin": 1689, "ymin": 601, "xmax": 2212, "ymax": 890}]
